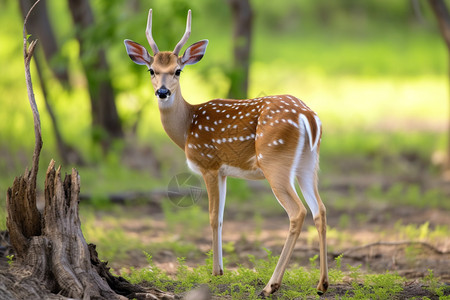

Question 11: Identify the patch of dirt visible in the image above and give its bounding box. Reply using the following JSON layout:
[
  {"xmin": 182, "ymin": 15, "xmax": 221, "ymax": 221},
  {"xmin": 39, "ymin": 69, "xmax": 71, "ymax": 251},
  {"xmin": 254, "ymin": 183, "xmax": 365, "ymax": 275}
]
[
  {"xmin": 77, "ymin": 201, "xmax": 449, "ymax": 285},
  {"xmin": 1, "ymin": 151, "xmax": 449, "ymax": 298}
]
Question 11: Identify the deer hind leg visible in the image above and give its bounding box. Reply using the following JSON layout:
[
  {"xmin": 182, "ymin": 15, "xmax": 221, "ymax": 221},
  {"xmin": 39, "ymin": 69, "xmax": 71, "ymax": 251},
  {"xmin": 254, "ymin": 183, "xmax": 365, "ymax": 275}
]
[
  {"xmin": 258, "ymin": 168, "xmax": 307, "ymax": 297},
  {"xmin": 297, "ymin": 149, "xmax": 329, "ymax": 295},
  {"xmin": 202, "ymin": 170, "xmax": 227, "ymax": 276}
]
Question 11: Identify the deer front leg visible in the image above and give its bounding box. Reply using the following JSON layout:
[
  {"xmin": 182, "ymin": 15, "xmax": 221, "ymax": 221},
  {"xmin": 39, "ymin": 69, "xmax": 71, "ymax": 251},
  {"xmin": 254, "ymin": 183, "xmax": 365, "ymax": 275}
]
[{"xmin": 203, "ymin": 170, "xmax": 227, "ymax": 276}]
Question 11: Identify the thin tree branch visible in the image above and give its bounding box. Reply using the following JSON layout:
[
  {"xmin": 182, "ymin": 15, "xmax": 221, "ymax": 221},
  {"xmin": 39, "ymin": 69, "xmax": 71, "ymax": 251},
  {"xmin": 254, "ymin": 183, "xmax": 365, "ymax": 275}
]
[
  {"xmin": 23, "ymin": 0, "xmax": 42, "ymax": 184},
  {"xmin": 428, "ymin": 0, "xmax": 450, "ymax": 170}
]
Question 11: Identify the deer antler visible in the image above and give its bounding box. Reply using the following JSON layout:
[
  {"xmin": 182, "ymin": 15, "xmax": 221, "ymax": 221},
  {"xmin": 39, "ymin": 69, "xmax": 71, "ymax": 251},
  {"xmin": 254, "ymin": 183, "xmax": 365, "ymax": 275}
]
[
  {"xmin": 173, "ymin": 9, "xmax": 191, "ymax": 56},
  {"xmin": 146, "ymin": 9, "xmax": 159, "ymax": 55}
]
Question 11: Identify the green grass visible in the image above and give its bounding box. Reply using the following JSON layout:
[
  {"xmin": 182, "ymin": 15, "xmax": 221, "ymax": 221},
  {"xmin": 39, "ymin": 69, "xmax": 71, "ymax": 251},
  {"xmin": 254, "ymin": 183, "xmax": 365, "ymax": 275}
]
[
  {"xmin": 366, "ymin": 182, "xmax": 450, "ymax": 210},
  {"xmin": 423, "ymin": 269, "xmax": 450, "ymax": 299},
  {"xmin": 80, "ymin": 208, "xmax": 145, "ymax": 262},
  {"xmin": 394, "ymin": 221, "xmax": 450, "ymax": 243},
  {"xmin": 119, "ymin": 252, "xmax": 172, "ymax": 289},
  {"xmin": 0, "ymin": 203, "xmax": 6, "ymax": 231},
  {"xmin": 118, "ymin": 249, "xmax": 415, "ymax": 299},
  {"xmin": 344, "ymin": 272, "xmax": 404, "ymax": 300},
  {"xmin": 161, "ymin": 201, "xmax": 210, "ymax": 240}
]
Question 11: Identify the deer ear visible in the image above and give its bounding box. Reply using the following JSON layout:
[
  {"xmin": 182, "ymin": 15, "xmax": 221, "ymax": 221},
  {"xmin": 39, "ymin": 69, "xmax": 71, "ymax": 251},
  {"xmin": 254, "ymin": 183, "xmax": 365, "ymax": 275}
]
[
  {"xmin": 180, "ymin": 40, "xmax": 208, "ymax": 65},
  {"xmin": 124, "ymin": 39, "xmax": 153, "ymax": 66}
]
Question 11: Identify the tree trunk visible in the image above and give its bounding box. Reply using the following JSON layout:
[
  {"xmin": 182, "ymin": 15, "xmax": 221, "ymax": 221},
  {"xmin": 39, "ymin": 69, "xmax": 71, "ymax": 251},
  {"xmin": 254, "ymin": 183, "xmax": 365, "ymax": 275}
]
[
  {"xmin": 428, "ymin": 0, "xmax": 450, "ymax": 170},
  {"xmin": 227, "ymin": 0, "xmax": 253, "ymax": 99},
  {"xmin": 67, "ymin": 0, "xmax": 123, "ymax": 150}
]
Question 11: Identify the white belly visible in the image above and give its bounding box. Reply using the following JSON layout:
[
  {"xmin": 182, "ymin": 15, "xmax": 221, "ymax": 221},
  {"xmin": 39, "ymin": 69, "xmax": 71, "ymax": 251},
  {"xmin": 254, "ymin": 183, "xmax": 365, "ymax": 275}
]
[
  {"xmin": 186, "ymin": 159, "xmax": 202, "ymax": 175},
  {"xmin": 219, "ymin": 164, "xmax": 265, "ymax": 180},
  {"xmin": 186, "ymin": 159, "xmax": 265, "ymax": 180}
]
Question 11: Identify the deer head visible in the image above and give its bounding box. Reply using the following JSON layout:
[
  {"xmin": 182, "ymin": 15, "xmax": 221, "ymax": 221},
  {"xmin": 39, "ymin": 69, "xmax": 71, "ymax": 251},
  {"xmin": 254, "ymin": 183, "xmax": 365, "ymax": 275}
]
[{"xmin": 124, "ymin": 9, "xmax": 208, "ymax": 108}]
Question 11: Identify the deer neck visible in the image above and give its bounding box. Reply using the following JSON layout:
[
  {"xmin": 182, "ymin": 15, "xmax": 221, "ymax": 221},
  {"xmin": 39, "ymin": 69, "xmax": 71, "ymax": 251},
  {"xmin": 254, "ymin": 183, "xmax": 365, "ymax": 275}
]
[{"xmin": 158, "ymin": 87, "xmax": 193, "ymax": 150}]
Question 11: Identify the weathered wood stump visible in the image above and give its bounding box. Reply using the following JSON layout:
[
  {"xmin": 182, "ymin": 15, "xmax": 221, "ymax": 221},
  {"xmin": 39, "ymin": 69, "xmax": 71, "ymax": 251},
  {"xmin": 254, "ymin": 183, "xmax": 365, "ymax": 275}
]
[
  {"xmin": 2, "ymin": 2, "xmax": 175, "ymax": 298},
  {"xmin": 3, "ymin": 160, "xmax": 174, "ymax": 299},
  {"xmin": 5, "ymin": 160, "xmax": 119, "ymax": 299}
]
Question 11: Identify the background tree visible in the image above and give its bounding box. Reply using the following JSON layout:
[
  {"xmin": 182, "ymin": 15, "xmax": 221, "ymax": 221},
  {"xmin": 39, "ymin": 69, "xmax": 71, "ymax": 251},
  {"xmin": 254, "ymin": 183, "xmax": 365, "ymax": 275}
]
[
  {"xmin": 428, "ymin": 0, "xmax": 450, "ymax": 170},
  {"xmin": 20, "ymin": 0, "xmax": 124, "ymax": 156},
  {"xmin": 227, "ymin": 0, "xmax": 253, "ymax": 99},
  {"xmin": 68, "ymin": 0, "xmax": 123, "ymax": 151}
]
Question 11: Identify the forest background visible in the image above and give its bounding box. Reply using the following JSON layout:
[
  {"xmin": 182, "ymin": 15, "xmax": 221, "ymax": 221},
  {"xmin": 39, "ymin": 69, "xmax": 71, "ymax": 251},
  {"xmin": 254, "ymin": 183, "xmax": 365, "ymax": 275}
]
[{"xmin": 0, "ymin": 0, "xmax": 449, "ymax": 298}]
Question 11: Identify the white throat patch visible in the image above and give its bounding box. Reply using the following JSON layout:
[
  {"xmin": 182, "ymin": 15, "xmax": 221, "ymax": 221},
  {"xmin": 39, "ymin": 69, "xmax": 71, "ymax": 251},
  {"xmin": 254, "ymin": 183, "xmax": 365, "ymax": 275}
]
[{"xmin": 158, "ymin": 94, "xmax": 175, "ymax": 109}]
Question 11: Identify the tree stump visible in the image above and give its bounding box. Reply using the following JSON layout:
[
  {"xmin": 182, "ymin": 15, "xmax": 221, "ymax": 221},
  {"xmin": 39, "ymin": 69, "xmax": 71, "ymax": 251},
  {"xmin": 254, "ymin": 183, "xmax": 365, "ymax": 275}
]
[
  {"xmin": 4, "ymin": 160, "xmax": 175, "ymax": 299},
  {"xmin": 3, "ymin": 2, "xmax": 175, "ymax": 298},
  {"xmin": 6, "ymin": 160, "xmax": 119, "ymax": 299}
]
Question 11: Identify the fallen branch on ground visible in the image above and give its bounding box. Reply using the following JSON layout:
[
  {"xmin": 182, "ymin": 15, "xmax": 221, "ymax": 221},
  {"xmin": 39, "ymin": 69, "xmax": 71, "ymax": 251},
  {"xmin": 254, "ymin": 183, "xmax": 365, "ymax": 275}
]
[
  {"xmin": 293, "ymin": 241, "xmax": 449, "ymax": 261},
  {"xmin": 340, "ymin": 241, "xmax": 449, "ymax": 256}
]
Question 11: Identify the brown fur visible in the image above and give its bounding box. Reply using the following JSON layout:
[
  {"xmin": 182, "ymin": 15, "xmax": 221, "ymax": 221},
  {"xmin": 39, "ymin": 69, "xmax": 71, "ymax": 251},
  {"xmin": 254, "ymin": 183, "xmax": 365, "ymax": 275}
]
[{"xmin": 124, "ymin": 10, "xmax": 329, "ymax": 297}]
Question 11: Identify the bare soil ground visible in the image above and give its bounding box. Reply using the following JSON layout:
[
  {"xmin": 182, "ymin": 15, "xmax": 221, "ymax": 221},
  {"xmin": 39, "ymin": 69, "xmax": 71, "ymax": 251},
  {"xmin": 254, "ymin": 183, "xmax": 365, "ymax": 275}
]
[
  {"xmin": 104, "ymin": 202, "xmax": 450, "ymax": 280},
  {"xmin": 1, "ymin": 153, "xmax": 449, "ymax": 299},
  {"xmin": 79, "ymin": 199, "xmax": 450, "ymax": 299},
  {"xmin": 3, "ymin": 191, "xmax": 448, "ymax": 299},
  {"xmin": 86, "ymin": 151, "xmax": 450, "ymax": 298}
]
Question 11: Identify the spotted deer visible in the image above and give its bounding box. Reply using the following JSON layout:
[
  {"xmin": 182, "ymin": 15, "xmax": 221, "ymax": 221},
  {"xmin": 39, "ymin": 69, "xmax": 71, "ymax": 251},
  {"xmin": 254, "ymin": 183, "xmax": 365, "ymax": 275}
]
[{"xmin": 124, "ymin": 9, "xmax": 328, "ymax": 297}]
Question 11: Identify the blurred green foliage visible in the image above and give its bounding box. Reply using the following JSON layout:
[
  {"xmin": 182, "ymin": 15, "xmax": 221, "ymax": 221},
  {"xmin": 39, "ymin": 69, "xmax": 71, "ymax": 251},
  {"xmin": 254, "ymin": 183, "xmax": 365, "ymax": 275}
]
[{"xmin": 0, "ymin": 0, "xmax": 448, "ymax": 223}]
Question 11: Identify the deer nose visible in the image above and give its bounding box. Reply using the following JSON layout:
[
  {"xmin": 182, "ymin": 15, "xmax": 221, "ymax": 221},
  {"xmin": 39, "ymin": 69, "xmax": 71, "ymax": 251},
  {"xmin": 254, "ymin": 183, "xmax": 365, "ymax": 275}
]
[{"xmin": 156, "ymin": 86, "xmax": 171, "ymax": 99}]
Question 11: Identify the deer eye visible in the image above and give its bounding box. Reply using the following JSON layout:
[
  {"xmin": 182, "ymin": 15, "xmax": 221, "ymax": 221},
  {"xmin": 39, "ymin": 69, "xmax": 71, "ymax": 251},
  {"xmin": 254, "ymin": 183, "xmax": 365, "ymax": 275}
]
[
  {"xmin": 148, "ymin": 69, "xmax": 155, "ymax": 76},
  {"xmin": 175, "ymin": 69, "xmax": 182, "ymax": 76}
]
